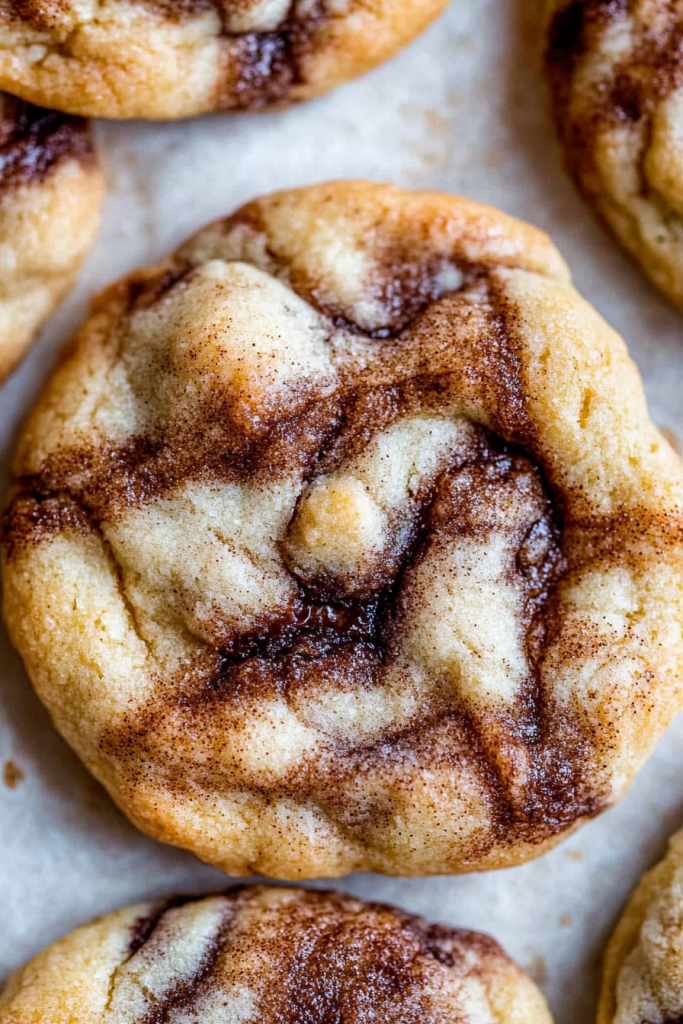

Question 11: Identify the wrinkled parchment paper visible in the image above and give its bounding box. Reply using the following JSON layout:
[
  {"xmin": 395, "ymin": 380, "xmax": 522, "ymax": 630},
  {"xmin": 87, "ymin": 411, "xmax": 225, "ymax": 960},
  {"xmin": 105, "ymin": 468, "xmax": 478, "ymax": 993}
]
[{"xmin": 2, "ymin": 2, "xmax": 683, "ymax": 1020}]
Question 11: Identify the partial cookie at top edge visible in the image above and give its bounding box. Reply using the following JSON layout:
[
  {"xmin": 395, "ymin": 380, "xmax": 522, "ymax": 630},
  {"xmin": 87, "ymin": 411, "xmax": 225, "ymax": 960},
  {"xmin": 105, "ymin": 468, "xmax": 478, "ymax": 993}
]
[
  {"xmin": 0, "ymin": 0, "xmax": 450, "ymax": 118},
  {"xmin": 545, "ymin": 0, "xmax": 683, "ymax": 311}
]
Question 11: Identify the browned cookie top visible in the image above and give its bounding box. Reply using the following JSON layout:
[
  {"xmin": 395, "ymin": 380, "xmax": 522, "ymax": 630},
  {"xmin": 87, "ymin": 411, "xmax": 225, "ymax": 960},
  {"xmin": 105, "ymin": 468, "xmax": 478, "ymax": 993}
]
[
  {"xmin": 0, "ymin": 887, "xmax": 554, "ymax": 1024},
  {"xmin": 598, "ymin": 829, "xmax": 683, "ymax": 1024},
  {"xmin": 3, "ymin": 182, "xmax": 682, "ymax": 879},
  {"xmin": 0, "ymin": 0, "xmax": 450, "ymax": 118},
  {"xmin": 0, "ymin": 90, "xmax": 102, "ymax": 383},
  {"xmin": 546, "ymin": 0, "xmax": 683, "ymax": 309},
  {"xmin": 0, "ymin": 94, "xmax": 93, "ymax": 186}
]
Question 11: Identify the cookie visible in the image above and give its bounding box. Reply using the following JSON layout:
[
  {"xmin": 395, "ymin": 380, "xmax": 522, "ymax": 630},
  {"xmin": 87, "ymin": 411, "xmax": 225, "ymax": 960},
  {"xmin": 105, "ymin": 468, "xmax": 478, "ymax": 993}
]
[
  {"xmin": 3, "ymin": 181, "xmax": 683, "ymax": 879},
  {"xmin": 0, "ymin": 94, "xmax": 103, "ymax": 384},
  {"xmin": 0, "ymin": 886, "xmax": 553, "ymax": 1024},
  {"xmin": 546, "ymin": 0, "xmax": 683, "ymax": 310},
  {"xmin": 0, "ymin": 0, "xmax": 449, "ymax": 120},
  {"xmin": 598, "ymin": 829, "xmax": 683, "ymax": 1024}
]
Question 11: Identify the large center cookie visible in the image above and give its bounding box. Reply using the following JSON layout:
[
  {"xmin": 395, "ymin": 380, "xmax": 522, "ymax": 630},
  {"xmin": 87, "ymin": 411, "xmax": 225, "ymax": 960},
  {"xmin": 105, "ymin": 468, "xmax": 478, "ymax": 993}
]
[
  {"xmin": 3, "ymin": 182, "xmax": 683, "ymax": 878},
  {"xmin": 0, "ymin": 0, "xmax": 449, "ymax": 119},
  {"xmin": 0, "ymin": 93, "xmax": 103, "ymax": 383},
  {"xmin": 0, "ymin": 887, "xmax": 553, "ymax": 1024}
]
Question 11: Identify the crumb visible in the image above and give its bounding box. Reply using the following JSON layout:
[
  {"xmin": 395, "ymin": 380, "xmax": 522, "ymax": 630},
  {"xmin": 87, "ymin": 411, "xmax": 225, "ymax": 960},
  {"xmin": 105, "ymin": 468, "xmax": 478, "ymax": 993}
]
[
  {"xmin": 567, "ymin": 849, "xmax": 584, "ymax": 862},
  {"xmin": 558, "ymin": 914, "xmax": 572, "ymax": 927},
  {"xmin": 424, "ymin": 109, "xmax": 450, "ymax": 132},
  {"xmin": 3, "ymin": 760, "xmax": 25, "ymax": 790},
  {"xmin": 659, "ymin": 427, "xmax": 681, "ymax": 454},
  {"xmin": 526, "ymin": 955, "xmax": 547, "ymax": 985}
]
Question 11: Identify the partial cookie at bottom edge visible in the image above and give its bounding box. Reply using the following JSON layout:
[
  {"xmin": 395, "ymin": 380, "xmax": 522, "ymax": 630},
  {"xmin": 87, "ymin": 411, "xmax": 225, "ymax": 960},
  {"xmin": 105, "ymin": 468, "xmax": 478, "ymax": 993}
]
[{"xmin": 0, "ymin": 887, "xmax": 554, "ymax": 1024}]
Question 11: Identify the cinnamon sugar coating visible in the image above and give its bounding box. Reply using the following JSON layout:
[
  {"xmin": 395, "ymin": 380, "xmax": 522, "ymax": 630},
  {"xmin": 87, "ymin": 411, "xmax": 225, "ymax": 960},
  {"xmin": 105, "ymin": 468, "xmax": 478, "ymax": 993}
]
[
  {"xmin": 598, "ymin": 828, "xmax": 683, "ymax": 1024},
  {"xmin": 0, "ymin": 93, "xmax": 103, "ymax": 383},
  {"xmin": 0, "ymin": 0, "xmax": 448, "ymax": 119},
  {"xmin": 0, "ymin": 887, "xmax": 554, "ymax": 1024},
  {"xmin": 3, "ymin": 182, "xmax": 683, "ymax": 878},
  {"xmin": 546, "ymin": 0, "xmax": 683, "ymax": 310}
]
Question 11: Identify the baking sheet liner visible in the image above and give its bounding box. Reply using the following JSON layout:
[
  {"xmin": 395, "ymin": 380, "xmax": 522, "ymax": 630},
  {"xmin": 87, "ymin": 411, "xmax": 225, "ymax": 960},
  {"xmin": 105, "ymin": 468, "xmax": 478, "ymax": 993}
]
[{"xmin": 2, "ymin": 2, "xmax": 683, "ymax": 1019}]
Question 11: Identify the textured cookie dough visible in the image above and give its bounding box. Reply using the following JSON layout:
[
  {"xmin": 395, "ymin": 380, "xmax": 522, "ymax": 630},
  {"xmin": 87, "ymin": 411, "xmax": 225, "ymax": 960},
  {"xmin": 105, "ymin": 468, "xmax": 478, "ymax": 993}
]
[
  {"xmin": 3, "ymin": 181, "xmax": 683, "ymax": 879},
  {"xmin": 546, "ymin": 0, "xmax": 683, "ymax": 311},
  {"xmin": 0, "ymin": 94, "xmax": 103, "ymax": 384},
  {"xmin": 0, "ymin": 887, "xmax": 554, "ymax": 1024},
  {"xmin": 598, "ymin": 828, "xmax": 683, "ymax": 1024},
  {"xmin": 0, "ymin": 0, "xmax": 449, "ymax": 119}
]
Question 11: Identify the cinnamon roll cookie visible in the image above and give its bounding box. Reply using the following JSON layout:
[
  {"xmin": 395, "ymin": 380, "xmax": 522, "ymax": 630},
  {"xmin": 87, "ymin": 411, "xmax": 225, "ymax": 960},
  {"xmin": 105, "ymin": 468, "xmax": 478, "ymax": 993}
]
[
  {"xmin": 0, "ymin": 887, "xmax": 553, "ymax": 1024},
  {"xmin": 3, "ymin": 181, "xmax": 683, "ymax": 879},
  {"xmin": 598, "ymin": 829, "xmax": 683, "ymax": 1024},
  {"xmin": 0, "ymin": 94, "xmax": 102, "ymax": 384},
  {"xmin": 546, "ymin": 0, "xmax": 683, "ymax": 310},
  {"xmin": 0, "ymin": 0, "xmax": 449, "ymax": 120}
]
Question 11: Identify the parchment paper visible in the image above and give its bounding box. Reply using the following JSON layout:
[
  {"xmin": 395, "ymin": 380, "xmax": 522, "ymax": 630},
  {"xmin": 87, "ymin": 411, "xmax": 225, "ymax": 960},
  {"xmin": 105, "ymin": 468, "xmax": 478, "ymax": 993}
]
[{"xmin": 2, "ymin": 2, "xmax": 683, "ymax": 1020}]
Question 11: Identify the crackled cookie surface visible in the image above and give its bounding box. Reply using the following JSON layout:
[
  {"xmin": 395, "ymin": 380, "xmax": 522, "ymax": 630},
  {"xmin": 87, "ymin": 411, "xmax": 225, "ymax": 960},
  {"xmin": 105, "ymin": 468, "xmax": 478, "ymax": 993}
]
[
  {"xmin": 598, "ymin": 829, "xmax": 683, "ymax": 1024},
  {"xmin": 546, "ymin": 0, "xmax": 683, "ymax": 310},
  {"xmin": 3, "ymin": 181, "xmax": 683, "ymax": 879},
  {"xmin": 0, "ymin": 93, "xmax": 102, "ymax": 384},
  {"xmin": 0, "ymin": 887, "xmax": 553, "ymax": 1024},
  {"xmin": 0, "ymin": 0, "xmax": 448, "ymax": 119}
]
